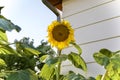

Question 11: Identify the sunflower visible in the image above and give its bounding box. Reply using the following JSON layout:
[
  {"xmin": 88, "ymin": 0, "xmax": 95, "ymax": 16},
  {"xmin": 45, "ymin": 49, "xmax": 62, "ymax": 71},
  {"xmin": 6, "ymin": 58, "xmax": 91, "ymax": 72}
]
[{"xmin": 47, "ymin": 20, "xmax": 75, "ymax": 50}]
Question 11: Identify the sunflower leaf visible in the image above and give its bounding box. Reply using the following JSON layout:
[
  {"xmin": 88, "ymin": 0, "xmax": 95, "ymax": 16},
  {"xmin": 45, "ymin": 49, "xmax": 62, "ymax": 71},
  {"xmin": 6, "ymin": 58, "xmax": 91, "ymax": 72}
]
[
  {"xmin": 103, "ymin": 53, "xmax": 120, "ymax": 79},
  {"xmin": 39, "ymin": 64, "xmax": 55, "ymax": 80},
  {"xmin": 59, "ymin": 54, "xmax": 68, "ymax": 62},
  {"xmin": 39, "ymin": 55, "xmax": 48, "ymax": 62},
  {"xmin": 93, "ymin": 52, "xmax": 110, "ymax": 68},
  {"xmin": 70, "ymin": 42, "xmax": 82, "ymax": 55},
  {"xmin": 96, "ymin": 75, "xmax": 102, "ymax": 80},
  {"xmin": 45, "ymin": 57, "xmax": 58, "ymax": 65},
  {"xmin": 68, "ymin": 52, "xmax": 87, "ymax": 71},
  {"xmin": 93, "ymin": 49, "xmax": 113, "ymax": 68},
  {"xmin": 63, "ymin": 71, "xmax": 85, "ymax": 80},
  {"xmin": 7, "ymin": 69, "xmax": 38, "ymax": 80},
  {"xmin": 99, "ymin": 48, "xmax": 113, "ymax": 58}
]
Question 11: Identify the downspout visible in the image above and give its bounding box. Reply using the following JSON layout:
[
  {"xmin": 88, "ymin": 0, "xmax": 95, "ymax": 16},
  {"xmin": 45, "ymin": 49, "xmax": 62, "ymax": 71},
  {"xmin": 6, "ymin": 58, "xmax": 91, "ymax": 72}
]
[{"xmin": 42, "ymin": 0, "xmax": 61, "ymax": 22}]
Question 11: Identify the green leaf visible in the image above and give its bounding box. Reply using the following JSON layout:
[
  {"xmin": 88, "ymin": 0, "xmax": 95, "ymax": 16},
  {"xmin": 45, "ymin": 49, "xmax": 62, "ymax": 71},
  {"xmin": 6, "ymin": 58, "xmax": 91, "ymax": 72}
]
[
  {"xmin": 0, "ymin": 72, "xmax": 8, "ymax": 78},
  {"xmin": 0, "ymin": 54, "xmax": 20, "ymax": 70},
  {"xmin": 39, "ymin": 55, "xmax": 48, "ymax": 62},
  {"xmin": 63, "ymin": 71, "xmax": 85, "ymax": 80},
  {"xmin": 0, "ymin": 58, "xmax": 7, "ymax": 69},
  {"xmin": 96, "ymin": 75, "xmax": 102, "ymax": 80},
  {"xmin": 100, "ymin": 48, "xmax": 113, "ymax": 58},
  {"xmin": 70, "ymin": 42, "xmax": 82, "ymax": 55},
  {"xmin": 7, "ymin": 69, "xmax": 38, "ymax": 80},
  {"xmin": 110, "ymin": 54, "xmax": 120, "ymax": 68},
  {"xmin": 113, "ymin": 50, "xmax": 120, "ymax": 55},
  {"xmin": 39, "ymin": 64, "xmax": 55, "ymax": 80},
  {"xmin": 87, "ymin": 77, "xmax": 96, "ymax": 80},
  {"xmin": 59, "ymin": 54, "xmax": 68, "ymax": 62},
  {"xmin": 45, "ymin": 57, "xmax": 58, "ymax": 65},
  {"xmin": 0, "ymin": 15, "xmax": 21, "ymax": 32},
  {"xmin": 68, "ymin": 52, "xmax": 87, "ymax": 71},
  {"xmin": 24, "ymin": 47, "xmax": 40, "ymax": 56},
  {"xmin": 102, "ymin": 51, "xmax": 120, "ymax": 79},
  {"xmin": 93, "ymin": 49, "xmax": 115, "ymax": 68},
  {"xmin": 0, "ymin": 30, "xmax": 8, "ymax": 43},
  {"xmin": 0, "ymin": 45, "xmax": 16, "ymax": 54},
  {"xmin": 93, "ymin": 52, "xmax": 110, "ymax": 68}
]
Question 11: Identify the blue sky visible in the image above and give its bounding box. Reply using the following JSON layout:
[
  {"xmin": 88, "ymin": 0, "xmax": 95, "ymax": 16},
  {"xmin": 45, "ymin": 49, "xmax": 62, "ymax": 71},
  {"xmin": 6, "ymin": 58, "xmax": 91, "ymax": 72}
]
[{"xmin": 0, "ymin": 0, "xmax": 56, "ymax": 45}]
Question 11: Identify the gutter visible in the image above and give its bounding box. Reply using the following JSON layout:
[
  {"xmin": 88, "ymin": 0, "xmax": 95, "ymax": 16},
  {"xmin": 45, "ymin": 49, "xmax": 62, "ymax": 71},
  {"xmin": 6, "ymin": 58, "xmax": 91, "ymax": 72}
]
[{"xmin": 42, "ymin": 0, "xmax": 61, "ymax": 22}]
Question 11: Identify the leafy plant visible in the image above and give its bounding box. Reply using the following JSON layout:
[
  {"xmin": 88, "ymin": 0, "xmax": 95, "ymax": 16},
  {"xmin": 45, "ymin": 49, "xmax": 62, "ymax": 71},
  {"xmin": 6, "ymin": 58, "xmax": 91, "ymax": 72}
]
[{"xmin": 94, "ymin": 49, "xmax": 120, "ymax": 80}]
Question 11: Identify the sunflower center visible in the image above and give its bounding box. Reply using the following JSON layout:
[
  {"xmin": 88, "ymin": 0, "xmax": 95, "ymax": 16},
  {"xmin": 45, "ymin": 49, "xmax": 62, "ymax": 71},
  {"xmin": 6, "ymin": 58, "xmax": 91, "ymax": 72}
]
[{"xmin": 52, "ymin": 24, "xmax": 69, "ymax": 42}]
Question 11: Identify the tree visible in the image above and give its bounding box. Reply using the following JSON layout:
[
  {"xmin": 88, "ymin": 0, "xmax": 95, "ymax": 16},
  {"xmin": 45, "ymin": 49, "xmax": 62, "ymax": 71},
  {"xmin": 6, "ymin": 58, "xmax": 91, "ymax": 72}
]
[{"xmin": 0, "ymin": 14, "xmax": 54, "ymax": 80}]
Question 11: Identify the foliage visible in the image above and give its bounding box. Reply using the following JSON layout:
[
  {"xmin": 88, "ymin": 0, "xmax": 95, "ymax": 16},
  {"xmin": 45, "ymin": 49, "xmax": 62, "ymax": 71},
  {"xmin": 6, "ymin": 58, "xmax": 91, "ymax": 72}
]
[
  {"xmin": 6, "ymin": 69, "xmax": 38, "ymax": 80},
  {"xmin": 0, "ymin": 15, "xmax": 54, "ymax": 80},
  {"xmin": 0, "ymin": 15, "xmax": 21, "ymax": 32},
  {"xmin": 39, "ymin": 42, "xmax": 89, "ymax": 80},
  {"xmin": 93, "ymin": 49, "xmax": 120, "ymax": 80}
]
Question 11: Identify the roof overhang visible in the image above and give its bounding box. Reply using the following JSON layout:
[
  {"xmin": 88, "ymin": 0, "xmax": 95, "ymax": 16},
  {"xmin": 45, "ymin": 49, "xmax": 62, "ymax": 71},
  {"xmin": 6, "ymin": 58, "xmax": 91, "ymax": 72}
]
[{"xmin": 47, "ymin": 0, "xmax": 62, "ymax": 10}]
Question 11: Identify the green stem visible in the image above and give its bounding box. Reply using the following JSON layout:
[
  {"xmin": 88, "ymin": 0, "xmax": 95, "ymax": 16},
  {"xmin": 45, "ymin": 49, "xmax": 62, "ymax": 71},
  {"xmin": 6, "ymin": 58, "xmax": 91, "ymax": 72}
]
[
  {"xmin": 56, "ymin": 49, "xmax": 62, "ymax": 80},
  {"xmin": 101, "ymin": 70, "xmax": 108, "ymax": 80}
]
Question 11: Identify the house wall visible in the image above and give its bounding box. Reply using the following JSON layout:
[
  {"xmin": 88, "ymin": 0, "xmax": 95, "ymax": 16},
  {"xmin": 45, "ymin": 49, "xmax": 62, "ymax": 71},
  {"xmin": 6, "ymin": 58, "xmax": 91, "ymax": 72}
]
[{"xmin": 61, "ymin": 0, "xmax": 120, "ymax": 77}]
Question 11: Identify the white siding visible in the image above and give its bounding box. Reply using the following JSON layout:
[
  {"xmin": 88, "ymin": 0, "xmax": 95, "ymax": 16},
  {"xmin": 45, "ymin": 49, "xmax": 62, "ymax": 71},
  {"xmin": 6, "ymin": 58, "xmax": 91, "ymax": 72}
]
[
  {"xmin": 62, "ymin": 0, "xmax": 120, "ymax": 77},
  {"xmin": 61, "ymin": 63, "xmax": 105, "ymax": 77}
]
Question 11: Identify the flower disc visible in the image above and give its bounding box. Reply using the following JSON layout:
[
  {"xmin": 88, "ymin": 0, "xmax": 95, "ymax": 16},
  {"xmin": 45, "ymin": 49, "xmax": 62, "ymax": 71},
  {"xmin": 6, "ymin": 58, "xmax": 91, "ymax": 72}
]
[{"xmin": 52, "ymin": 24, "xmax": 69, "ymax": 42}]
